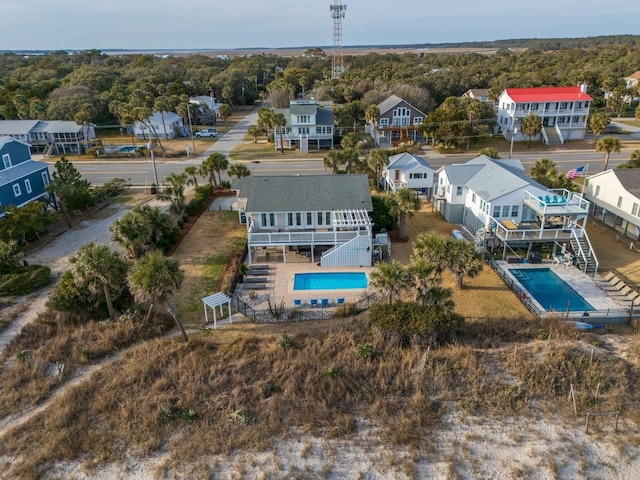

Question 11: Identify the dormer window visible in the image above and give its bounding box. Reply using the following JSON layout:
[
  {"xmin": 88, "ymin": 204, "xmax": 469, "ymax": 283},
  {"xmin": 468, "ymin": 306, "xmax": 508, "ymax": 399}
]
[{"xmin": 2, "ymin": 153, "xmax": 11, "ymax": 169}]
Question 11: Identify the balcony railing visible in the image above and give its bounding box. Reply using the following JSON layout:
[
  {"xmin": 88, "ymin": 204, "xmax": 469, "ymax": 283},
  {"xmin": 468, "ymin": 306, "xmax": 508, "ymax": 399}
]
[
  {"xmin": 522, "ymin": 190, "xmax": 589, "ymax": 216},
  {"xmin": 248, "ymin": 229, "xmax": 366, "ymax": 246}
]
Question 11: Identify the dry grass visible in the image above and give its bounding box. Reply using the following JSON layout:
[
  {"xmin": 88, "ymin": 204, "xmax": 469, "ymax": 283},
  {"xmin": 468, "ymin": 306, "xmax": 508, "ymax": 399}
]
[
  {"xmin": 2, "ymin": 314, "xmax": 639, "ymax": 478},
  {"xmin": 0, "ymin": 310, "xmax": 174, "ymax": 419},
  {"xmin": 0, "ymin": 299, "xmax": 27, "ymax": 332}
]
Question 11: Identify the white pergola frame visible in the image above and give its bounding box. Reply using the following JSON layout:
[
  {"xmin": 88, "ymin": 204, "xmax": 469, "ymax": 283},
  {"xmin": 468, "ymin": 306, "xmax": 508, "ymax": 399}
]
[{"xmin": 202, "ymin": 292, "xmax": 232, "ymax": 329}]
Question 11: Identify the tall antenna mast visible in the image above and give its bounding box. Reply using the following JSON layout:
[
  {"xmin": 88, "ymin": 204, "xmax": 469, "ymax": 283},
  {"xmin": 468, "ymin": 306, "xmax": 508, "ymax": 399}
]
[{"xmin": 330, "ymin": 0, "xmax": 346, "ymax": 79}]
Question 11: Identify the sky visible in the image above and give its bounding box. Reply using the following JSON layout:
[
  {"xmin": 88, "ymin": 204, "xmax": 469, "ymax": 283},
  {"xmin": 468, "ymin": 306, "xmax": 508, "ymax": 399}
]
[{"xmin": 2, "ymin": 0, "xmax": 638, "ymax": 51}]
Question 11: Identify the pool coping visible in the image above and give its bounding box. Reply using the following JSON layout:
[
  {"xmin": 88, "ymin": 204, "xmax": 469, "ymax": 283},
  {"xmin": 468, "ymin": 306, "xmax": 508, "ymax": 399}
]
[{"xmin": 496, "ymin": 261, "xmax": 631, "ymax": 322}]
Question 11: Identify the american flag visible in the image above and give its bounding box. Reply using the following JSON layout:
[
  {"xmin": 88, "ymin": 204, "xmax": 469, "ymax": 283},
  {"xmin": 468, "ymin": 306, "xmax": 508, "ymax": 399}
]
[{"xmin": 566, "ymin": 165, "xmax": 585, "ymax": 179}]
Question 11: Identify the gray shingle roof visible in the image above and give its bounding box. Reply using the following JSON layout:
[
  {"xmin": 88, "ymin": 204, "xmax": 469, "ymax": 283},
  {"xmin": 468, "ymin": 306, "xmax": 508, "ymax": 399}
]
[
  {"xmin": 290, "ymin": 103, "xmax": 317, "ymax": 115},
  {"xmin": 234, "ymin": 175, "xmax": 373, "ymax": 213},
  {"xmin": 376, "ymin": 95, "xmax": 427, "ymax": 117},
  {"xmin": 612, "ymin": 169, "xmax": 640, "ymax": 197}
]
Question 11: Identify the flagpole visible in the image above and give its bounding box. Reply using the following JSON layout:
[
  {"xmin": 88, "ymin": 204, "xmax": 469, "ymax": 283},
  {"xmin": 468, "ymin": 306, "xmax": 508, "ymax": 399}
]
[{"xmin": 580, "ymin": 164, "xmax": 589, "ymax": 197}]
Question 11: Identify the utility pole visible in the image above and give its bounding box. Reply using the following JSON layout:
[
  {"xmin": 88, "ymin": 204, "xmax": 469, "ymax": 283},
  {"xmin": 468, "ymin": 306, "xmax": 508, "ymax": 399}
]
[
  {"xmin": 330, "ymin": 0, "xmax": 347, "ymax": 80},
  {"xmin": 187, "ymin": 103, "xmax": 195, "ymax": 153}
]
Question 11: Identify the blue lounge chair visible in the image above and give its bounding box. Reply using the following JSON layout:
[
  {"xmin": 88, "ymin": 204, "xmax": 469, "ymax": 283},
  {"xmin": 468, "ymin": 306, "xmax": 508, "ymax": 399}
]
[
  {"xmin": 293, "ymin": 299, "xmax": 303, "ymax": 307},
  {"xmin": 552, "ymin": 195, "xmax": 559, "ymax": 203},
  {"xmin": 321, "ymin": 298, "xmax": 330, "ymax": 307},
  {"xmin": 560, "ymin": 195, "xmax": 568, "ymax": 204},
  {"xmin": 545, "ymin": 195, "xmax": 551, "ymax": 204},
  {"xmin": 336, "ymin": 297, "xmax": 346, "ymax": 305},
  {"xmin": 309, "ymin": 298, "xmax": 319, "ymax": 307},
  {"xmin": 538, "ymin": 196, "xmax": 544, "ymax": 206}
]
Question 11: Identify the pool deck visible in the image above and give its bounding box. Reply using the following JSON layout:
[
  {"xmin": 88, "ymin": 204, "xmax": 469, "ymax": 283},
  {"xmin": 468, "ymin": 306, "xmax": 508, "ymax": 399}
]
[
  {"xmin": 241, "ymin": 261, "xmax": 375, "ymax": 308},
  {"xmin": 498, "ymin": 261, "xmax": 633, "ymax": 322}
]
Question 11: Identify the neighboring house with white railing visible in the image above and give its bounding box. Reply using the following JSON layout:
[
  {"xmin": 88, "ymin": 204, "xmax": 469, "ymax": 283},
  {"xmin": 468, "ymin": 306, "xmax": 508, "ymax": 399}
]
[
  {"xmin": 0, "ymin": 119, "xmax": 95, "ymax": 156},
  {"xmin": 433, "ymin": 155, "xmax": 597, "ymax": 272},
  {"xmin": 496, "ymin": 85, "xmax": 592, "ymax": 145},
  {"xmin": 233, "ymin": 174, "xmax": 389, "ymax": 267},
  {"xmin": 273, "ymin": 99, "xmax": 334, "ymax": 151},
  {"xmin": 382, "ymin": 152, "xmax": 435, "ymax": 197},
  {"xmin": 585, "ymin": 168, "xmax": 640, "ymax": 241},
  {"xmin": 372, "ymin": 95, "xmax": 427, "ymax": 145}
]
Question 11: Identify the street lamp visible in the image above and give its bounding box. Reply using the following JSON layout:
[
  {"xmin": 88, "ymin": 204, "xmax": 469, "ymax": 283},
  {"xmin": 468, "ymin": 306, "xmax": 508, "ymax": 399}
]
[{"xmin": 509, "ymin": 125, "xmax": 518, "ymax": 158}]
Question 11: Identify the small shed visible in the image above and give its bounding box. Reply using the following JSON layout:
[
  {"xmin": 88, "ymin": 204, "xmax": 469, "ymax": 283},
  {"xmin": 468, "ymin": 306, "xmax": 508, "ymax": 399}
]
[{"xmin": 202, "ymin": 292, "xmax": 232, "ymax": 328}]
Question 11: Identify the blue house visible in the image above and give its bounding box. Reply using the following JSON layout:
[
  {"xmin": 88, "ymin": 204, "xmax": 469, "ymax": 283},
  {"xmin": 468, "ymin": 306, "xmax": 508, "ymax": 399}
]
[{"xmin": 0, "ymin": 136, "xmax": 51, "ymax": 216}]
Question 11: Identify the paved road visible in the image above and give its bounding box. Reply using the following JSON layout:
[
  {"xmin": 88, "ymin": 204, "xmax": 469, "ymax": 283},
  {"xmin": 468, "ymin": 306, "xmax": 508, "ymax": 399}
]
[{"xmin": 66, "ymin": 107, "xmax": 638, "ymax": 186}]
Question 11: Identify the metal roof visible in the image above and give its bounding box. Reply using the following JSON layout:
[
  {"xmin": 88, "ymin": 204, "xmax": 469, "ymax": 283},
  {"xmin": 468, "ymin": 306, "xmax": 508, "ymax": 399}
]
[
  {"xmin": 442, "ymin": 164, "xmax": 483, "ymax": 186},
  {"xmin": 386, "ymin": 152, "xmax": 433, "ymax": 172},
  {"xmin": 234, "ymin": 175, "xmax": 373, "ymax": 213},
  {"xmin": 504, "ymin": 87, "xmax": 592, "ymax": 103},
  {"xmin": 0, "ymin": 120, "xmax": 40, "ymax": 135}
]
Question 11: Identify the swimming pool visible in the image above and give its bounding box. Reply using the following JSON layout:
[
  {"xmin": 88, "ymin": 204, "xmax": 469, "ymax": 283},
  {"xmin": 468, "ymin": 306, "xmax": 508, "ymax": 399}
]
[
  {"xmin": 117, "ymin": 146, "xmax": 136, "ymax": 153},
  {"xmin": 293, "ymin": 272, "xmax": 368, "ymax": 291},
  {"xmin": 510, "ymin": 268, "xmax": 594, "ymax": 312}
]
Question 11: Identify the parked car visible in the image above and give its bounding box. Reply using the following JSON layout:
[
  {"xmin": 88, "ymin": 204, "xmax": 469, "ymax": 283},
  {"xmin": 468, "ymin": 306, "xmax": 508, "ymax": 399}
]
[{"xmin": 195, "ymin": 128, "xmax": 218, "ymax": 137}]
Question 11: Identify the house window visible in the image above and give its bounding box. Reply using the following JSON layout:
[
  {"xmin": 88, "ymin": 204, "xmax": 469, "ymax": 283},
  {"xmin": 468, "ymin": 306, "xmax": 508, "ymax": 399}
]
[
  {"xmin": 2, "ymin": 153, "xmax": 11, "ymax": 169},
  {"xmin": 395, "ymin": 170, "xmax": 401, "ymax": 181},
  {"xmin": 413, "ymin": 117, "xmax": 423, "ymax": 125},
  {"xmin": 511, "ymin": 205, "xmax": 519, "ymax": 217},
  {"xmin": 472, "ymin": 193, "xmax": 476, "ymax": 203},
  {"xmin": 317, "ymin": 212, "xmax": 323, "ymax": 225},
  {"xmin": 326, "ymin": 212, "xmax": 331, "ymax": 225},
  {"xmin": 261, "ymin": 213, "xmax": 267, "ymax": 227},
  {"xmin": 288, "ymin": 213, "xmax": 294, "ymax": 226},
  {"xmin": 617, "ymin": 196, "xmax": 623, "ymax": 208},
  {"xmin": 379, "ymin": 118, "xmax": 389, "ymax": 127},
  {"xmin": 595, "ymin": 185, "xmax": 600, "ymax": 197},
  {"xmin": 295, "ymin": 212, "xmax": 302, "ymax": 226},
  {"xmin": 632, "ymin": 203, "xmax": 639, "ymax": 217},
  {"xmin": 502, "ymin": 206, "xmax": 510, "ymax": 217},
  {"xmin": 306, "ymin": 212, "xmax": 312, "ymax": 225},
  {"xmin": 25, "ymin": 179, "xmax": 32, "ymax": 194},
  {"xmin": 456, "ymin": 186, "xmax": 463, "ymax": 196},
  {"xmin": 493, "ymin": 206, "xmax": 501, "ymax": 217},
  {"xmin": 13, "ymin": 184, "xmax": 21, "ymax": 197}
]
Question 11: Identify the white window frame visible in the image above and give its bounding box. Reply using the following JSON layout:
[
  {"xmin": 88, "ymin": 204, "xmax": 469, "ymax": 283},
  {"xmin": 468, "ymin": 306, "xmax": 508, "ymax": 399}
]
[
  {"xmin": 632, "ymin": 203, "xmax": 639, "ymax": 217},
  {"xmin": 2, "ymin": 153, "xmax": 11, "ymax": 169},
  {"xmin": 493, "ymin": 206, "xmax": 501, "ymax": 217},
  {"xmin": 378, "ymin": 118, "xmax": 389, "ymax": 127},
  {"xmin": 502, "ymin": 205, "xmax": 510, "ymax": 217},
  {"xmin": 617, "ymin": 196, "xmax": 623, "ymax": 208},
  {"xmin": 25, "ymin": 178, "xmax": 32, "ymax": 194},
  {"xmin": 13, "ymin": 183, "xmax": 21, "ymax": 197}
]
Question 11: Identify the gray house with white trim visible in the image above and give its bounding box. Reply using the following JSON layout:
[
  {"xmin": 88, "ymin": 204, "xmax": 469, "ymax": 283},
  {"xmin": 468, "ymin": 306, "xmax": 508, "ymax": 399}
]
[{"xmin": 233, "ymin": 175, "xmax": 382, "ymax": 267}]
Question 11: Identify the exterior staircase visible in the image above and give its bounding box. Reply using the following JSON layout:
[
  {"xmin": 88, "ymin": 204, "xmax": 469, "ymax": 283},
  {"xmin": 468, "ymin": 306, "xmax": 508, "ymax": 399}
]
[
  {"xmin": 42, "ymin": 143, "xmax": 55, "ymax": 158},
  {"xmin": 570, "ymin": 232, "xmax": 598, "ymax": 275},
  {"xmin": 543, "ymin": 126, "xmax": 563, "ymax": 146}
]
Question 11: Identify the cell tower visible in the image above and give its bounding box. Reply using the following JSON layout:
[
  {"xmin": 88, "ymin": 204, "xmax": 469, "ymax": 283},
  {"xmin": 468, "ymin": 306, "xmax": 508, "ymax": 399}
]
[{"xmin": 330, "ymin": 0, "xmax": 346, "ymax": 79}]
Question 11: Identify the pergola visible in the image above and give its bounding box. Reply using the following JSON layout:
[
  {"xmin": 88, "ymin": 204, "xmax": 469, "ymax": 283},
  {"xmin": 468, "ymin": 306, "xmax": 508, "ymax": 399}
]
[{"xmin": 202, "ymin": 292, "xmax": 232, "ymax": 329}]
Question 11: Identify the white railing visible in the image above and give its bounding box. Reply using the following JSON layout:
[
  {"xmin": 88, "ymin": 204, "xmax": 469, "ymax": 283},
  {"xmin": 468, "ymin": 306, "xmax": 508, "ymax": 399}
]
[
  {"xmin": 571, "ymin": 228, "xmax": 599, "ymax": 274},
  {"xmin": 522, "ymin": 190, "xmax": 589, "ymax": 215},
  {"xmin": 541, "ymin": 127, "xmax": 549, "ymax": 145},
  {"xmin": 248, "ymin": 229, "xmax": 365, "ymax": 246}
]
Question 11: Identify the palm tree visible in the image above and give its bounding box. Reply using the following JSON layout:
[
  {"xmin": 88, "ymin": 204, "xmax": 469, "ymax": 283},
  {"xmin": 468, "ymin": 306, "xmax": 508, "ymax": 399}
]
[
  {"xmin": 272, "ymin": 112, "xmax": 287, "ymax": 153},
  {"xmin": 364, "ymin": 104, "xmax": 380, "ymax": 136},
  {"xmin": 200, "ymin": 152, "xmax": 228, "ymax": 188},
  {"xmin": 391, "ymin": 188, "xmax": 421, "ymax": 240},
  {"xmin": 589, "ymin": 112, "xmax": 610, "ymax": 145},
  {"xmin": 219, "ymin": 104, "xmax": 232, "ymax": 126},
  {"xmin": 520, "ymin": 114, "xmax": 542, "ymax": 148},
  {"xmin": 446, "ymin": 239, "xmax": 483, "ymax": 289},
  {"xmin": 184, "ymin": 165, "xmax": 199, "ymax": 188},
  {"xmin": 110, "ymin": 210, "xmax": 152, "ymax": 259},
  {"xmin": 479, "ymin": 147, "xmax": 500, "ymax": 159},
  {"xmin": 159, "ymin": 172, "xmax": 188, "ymax": 214},
  {"xmin": 370, "ymin": 260, "xmax": 408, "ymax": 305},
  {"xmin": 530, "ymin": 158, "xmax": 560, "ymax": 187},
  {"xmin": 407, "ymin": 258, "xmax": 437, "ymax": 305},
  {"xmin": 69, "ymin": 242, "xmax": 128, "ymax": 318},
  {"xmin": 247, "ymin": 124, "xmax": 264, "ymax": 143},
  {"xmin": 367, "ymin": 149, "xmax": 390, "ymax": 191},
  {"xmin": 411, "ymin": 231, "xmax": 448, "ymax": 276},
  {"xmin": 618, "ymin": 150, "xmax": 640, "ymax": 169},
  {"xmin": 227, "ymin": 163, "xmax": 251, "ymax": 178},
  {"xmin": 596, "ymin": 137, "xmax": 622, "ymax": 171},
  {"xmin": 212, "ymin": 154, "xmax": 230, "ymax": 186},
  {"xmin": 128, "ymin": 250, "xmax": 188, "ymax": 342},
  {"xmin": 323, "ymin": 151, "xmax": 344, "ymax": 174},
  {"xmin": 153, "ymin": 96, "xmax": 171, "ymax": 141}
]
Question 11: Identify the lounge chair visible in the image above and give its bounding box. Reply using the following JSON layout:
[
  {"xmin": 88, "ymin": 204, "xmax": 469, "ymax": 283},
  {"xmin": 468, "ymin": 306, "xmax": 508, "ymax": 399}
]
[
  {"xmin": 545, "ymin": 195, "xmax": 552, "ymax": 204},
  {"xmin": 560, "ymin": 195, "xmax": 568, "ymax": 204},
  {"xmin": 244, "ymin": 277, "xmax": 268, "ymax": 283},
  {"xmin": 293, "ymin": 299, "xmax": 303, "ymax": 307},
  {"xmin": 321, "ymin": 298, "xmax": 330, "ymax": 307},
  {"xmin": 309, "ymin": 298, "xmax": 319, "ymax": 307},
  {"xmin": 601, "ymin": 279, "xmax": 625, "ymax": 291},
  {"xmin": 336, "ymin": 297, "xmax": 346, "ymax": 305},
  {"xmin": 538, "ymin": 196, "xmax": 545, "ymax": 206},
  {"xmin": 552, "ymin": 195, "xmax": 559, "ymax": 203},
  {"xmin": 598, "ymin": 272, "xmax": 617, "ymax": 283},
  {"xmin": 609, "ymin": 286, "xmax": 633, "ymax": 296},
  {"xmin": 249, "ymin": 264, "xmax": 270, "ymax": 270},
  {"xmin": 627, "ymin": 291, "xmax": 639, "ymax": 303}
]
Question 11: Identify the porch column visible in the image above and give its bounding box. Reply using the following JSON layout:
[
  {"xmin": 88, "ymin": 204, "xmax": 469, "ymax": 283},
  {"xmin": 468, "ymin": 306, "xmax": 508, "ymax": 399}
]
[{"xmin": 282, "ymin": 245, "xmax": 286, "ymax": 263}]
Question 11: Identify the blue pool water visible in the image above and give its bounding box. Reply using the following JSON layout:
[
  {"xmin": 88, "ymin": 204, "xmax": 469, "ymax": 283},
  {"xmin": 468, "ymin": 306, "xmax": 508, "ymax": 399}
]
[
  {"xmin": 293, "ymin": 272, "xmax": 368, "ymax": 291},
  {"xmin": 117, "ymin": 146, "xmax": 136, "ymax": 153},
  {"xmin": 510, "ymin": 268, "xmax": 594, "ymax": 312}
]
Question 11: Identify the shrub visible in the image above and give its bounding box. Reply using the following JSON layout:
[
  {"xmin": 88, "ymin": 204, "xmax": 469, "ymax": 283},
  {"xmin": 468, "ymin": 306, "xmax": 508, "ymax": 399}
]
[
  {"xmin": 355, "ymin": 342, "xmax": 374, "ymax": 359},
  {"xmin": 185, "ymin": 197, "xmax": 204, "ymax": 217},
  {"xmin": 194, "ymin": 184, "xmax": 214, "ymax": 201},
  {"xmin": 0, "ymin": 265, "xmax": 51, "ymax": 296},
  {"xmin": 369, "ymin": 301, "xmax": 464, "ymax": 347},
  {"xmin": 278, "ymin": 334, "xmax": 298, "ymax": 350}
]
